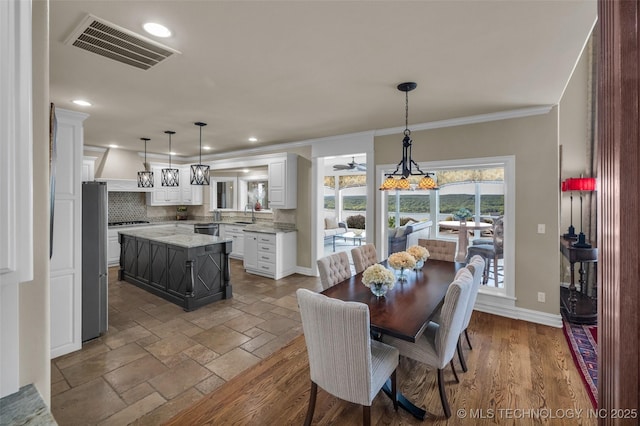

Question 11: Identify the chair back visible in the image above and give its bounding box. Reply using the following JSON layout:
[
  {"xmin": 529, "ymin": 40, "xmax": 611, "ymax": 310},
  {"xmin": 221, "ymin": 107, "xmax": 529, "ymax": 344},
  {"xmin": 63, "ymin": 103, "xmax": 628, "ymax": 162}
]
[
  {"xmin": 492, "ymin": 217, "xmax": 504, "ymax": 255},
  {"xmin": 434, "ymin": 268, "xmax": 473, "ymax": 368},
  {"xmin": 418, "ymin": 239, "xmax": 457, "ymax": 262},
  {"xmin": 296, "ymin": 288, "xmax": 374, "ymax": 406},
  {"xmin": 317, "ymin": 252, "xmax": 351, "ymax": 290},
  {"xmin": 351, "ymin": 244, "xmax": 378, "ymax": 274},
  {"xmin": 462, "ymin": 256, "xmax": 485, "ymax": 330}
]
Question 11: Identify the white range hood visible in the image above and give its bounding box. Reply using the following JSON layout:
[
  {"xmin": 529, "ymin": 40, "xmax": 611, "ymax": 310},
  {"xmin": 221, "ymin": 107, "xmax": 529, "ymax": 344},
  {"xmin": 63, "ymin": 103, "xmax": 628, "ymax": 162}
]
[{"xmin": 95, "ymin": 178, "xmax": 152, "ymax": 192}]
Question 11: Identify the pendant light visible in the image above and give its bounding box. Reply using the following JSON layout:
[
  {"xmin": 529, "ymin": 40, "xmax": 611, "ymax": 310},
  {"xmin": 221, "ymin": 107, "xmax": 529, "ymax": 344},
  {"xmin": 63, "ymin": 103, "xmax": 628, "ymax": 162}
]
[
  {"xmin": 137, "ymin": 137, "xmax": 154, "ymax": 188},
  {"xmin": 161, "ymin": 130, "xmax": 179, "ymax": 187},
  {"xmin": 379, "ymin": 82, "xmax": 438, "ymax": 191},
  {"xmin": 191, "ymin": 122, "xmax": 210, "ymax": 185}
]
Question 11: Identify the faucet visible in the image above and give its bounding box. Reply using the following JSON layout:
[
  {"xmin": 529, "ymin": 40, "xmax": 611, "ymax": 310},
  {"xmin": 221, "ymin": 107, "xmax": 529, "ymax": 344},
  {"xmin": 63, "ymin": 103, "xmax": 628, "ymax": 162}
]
[{"xmin": 245, "ymin": 203, "xmax": 256, "ymax": 223}]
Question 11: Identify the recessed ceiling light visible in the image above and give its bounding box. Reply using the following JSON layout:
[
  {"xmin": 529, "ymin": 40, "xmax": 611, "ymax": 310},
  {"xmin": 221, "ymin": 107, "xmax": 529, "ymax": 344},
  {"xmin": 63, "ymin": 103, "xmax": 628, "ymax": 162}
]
[
  {"xmin": 72, "ymin": 99, "xmax": 91, "ymax": 107},
  {"xmin": 203, "ymin": 146, "xmax": 211, "ymax": 150},
  {"xmin": 143, "ymin": 22, "xmax": 171, "ymax": 38},
  {"xmin": 243, "ymin": 169, "xmax": 249, "ymax": 173},
  {"xmin": 108, "ymin": 144, "xmax": 118, "ymax": 148},
  {"xmin": 169, "ymin": 152, "xmax": 176, "ymax": 156},
  {"xmin": 248, "ymin": 137, "xmax": 257, "ymax": 142}
]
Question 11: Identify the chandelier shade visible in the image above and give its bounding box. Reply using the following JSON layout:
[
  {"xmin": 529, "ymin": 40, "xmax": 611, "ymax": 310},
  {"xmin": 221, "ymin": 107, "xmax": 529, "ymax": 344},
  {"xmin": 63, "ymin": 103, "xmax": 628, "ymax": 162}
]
[
  {"xmin": 161, "ymin": 130, "xmax": 179, "ymax": 187},
  {"xmin": 191, "ymin": 122, "xmax": 210, "ymax": 185},
  {"xmin": 379, "ymin": 82, "xmax": 438, "ymax": 191},
  {"xmin": 137, "ymin": 137, "xmax": 154, "ymax": 188},
  {"xmin": 562, "ymin": 177, "xmax": 597, "ymax": 248}
]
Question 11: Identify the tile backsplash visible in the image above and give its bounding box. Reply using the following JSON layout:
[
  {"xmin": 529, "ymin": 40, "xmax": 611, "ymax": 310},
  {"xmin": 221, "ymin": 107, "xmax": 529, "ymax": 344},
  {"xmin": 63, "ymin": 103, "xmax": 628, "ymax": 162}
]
[{"xmin": 108, "ymin": 192, "xmax": 147, "ymax": 222}]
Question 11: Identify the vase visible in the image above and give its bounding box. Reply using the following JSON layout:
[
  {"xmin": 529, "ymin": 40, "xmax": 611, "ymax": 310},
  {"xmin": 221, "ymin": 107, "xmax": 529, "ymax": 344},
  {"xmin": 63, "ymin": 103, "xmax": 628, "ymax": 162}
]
[
  {"xmin": 395, "ymin": 267, "xmax": 408, "ymax": 282},
  {"xmin": 369, "ymin": 282, "xmax": 389, "ymax": 298},
  {"xmin": 414, "ymin": 259, "xmax": 424, "ymax": 271}
]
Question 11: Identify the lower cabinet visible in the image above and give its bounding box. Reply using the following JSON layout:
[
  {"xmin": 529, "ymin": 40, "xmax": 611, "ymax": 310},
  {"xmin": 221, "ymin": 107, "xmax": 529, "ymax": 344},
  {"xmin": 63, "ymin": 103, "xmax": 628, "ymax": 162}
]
[
  {"xmin": 243, "ymin": 231, "xmax": 297, "ymax": 279},
  {"xmin": 108, "ymin": 229, "xmax": 120, "ymax": 266},
  {"xmin": 220, "ymin": 224, "xmax": 246, "ymax": 259}
]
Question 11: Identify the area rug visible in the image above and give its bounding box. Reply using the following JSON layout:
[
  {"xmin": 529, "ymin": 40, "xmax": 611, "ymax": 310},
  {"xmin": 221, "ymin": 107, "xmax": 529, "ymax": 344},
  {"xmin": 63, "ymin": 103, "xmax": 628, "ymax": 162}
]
[{"xmin": 563, "ymin": 321, "xmax": 597, "ymax": 408}]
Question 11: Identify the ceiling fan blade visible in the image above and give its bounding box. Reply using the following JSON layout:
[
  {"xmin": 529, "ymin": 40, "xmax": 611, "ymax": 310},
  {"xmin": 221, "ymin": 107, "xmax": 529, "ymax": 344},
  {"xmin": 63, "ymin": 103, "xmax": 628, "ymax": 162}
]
[
  {"xmin": 355, "ymin": 164, "xmax": 367, "ymax": 171},
  {"xmin": 333, "ymin": 165, "xmax": 351, "ymax": 170}
]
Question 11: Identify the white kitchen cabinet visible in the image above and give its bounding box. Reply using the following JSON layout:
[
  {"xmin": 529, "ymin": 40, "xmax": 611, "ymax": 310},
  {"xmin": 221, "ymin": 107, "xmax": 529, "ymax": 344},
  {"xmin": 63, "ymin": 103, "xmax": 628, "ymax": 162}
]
[
  {"xmin": 220, "ymin": 224, "xmax": 246, "ymax": 259},
  {"xmin": 244, "ymin": 231, "xmax": 297, "ymax": 279},
  {"xmin": 146, "ymin": 165, "xmax": 202, "ymax": 206},
  {"xmin": 268, "ymin": 153, "xmax": 297, "ymax": 209},
  {"xmin": 107, "ymin": 229, "xmax": 120, "ymax": 266}
]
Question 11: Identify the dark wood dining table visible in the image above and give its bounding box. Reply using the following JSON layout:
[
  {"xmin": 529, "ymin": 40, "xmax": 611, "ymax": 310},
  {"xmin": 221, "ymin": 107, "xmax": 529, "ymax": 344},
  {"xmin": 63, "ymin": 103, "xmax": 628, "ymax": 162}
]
[{"xmin": 321, "ymin": 259, "xmax": 462, "ymax": 419}]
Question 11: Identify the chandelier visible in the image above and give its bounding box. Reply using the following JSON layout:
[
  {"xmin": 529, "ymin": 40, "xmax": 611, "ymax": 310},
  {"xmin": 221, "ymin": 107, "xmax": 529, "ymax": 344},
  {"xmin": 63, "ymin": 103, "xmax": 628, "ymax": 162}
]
[
  {"xmin": 161, "ymin": 130, "xmax": 179, "ymax": 187},
  {"xmin": 137, "ymin": 137, "xmax": 153, "ymax": 188},
  {"xmin": 191, "ymin": 122, "xmax": 210, "ymax": 185},
  {"xmin": 379, "ymin": 82, "xmax": 438, "ymax": 191}
]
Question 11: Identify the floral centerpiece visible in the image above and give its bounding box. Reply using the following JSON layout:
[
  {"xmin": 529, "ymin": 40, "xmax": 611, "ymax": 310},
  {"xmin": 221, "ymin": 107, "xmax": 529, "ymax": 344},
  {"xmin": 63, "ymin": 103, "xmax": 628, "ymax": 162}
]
[
  {"xmin": 406, "ymin": 245, "xmax": 430, "ymax": 271},
  {"xmin": 387, "ymin": 251, "xmax": 416, "ymax": 281},
  {"xmin": 362, "ymin": 264, "xmax": 396, "ymax": 298}
]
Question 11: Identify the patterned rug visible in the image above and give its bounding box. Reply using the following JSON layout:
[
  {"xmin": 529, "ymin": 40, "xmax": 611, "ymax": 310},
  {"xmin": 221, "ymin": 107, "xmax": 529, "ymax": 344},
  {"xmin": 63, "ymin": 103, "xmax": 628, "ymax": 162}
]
[{"xmin": 563, "ymin": 321, "xmax": 597, "ymax": 408}]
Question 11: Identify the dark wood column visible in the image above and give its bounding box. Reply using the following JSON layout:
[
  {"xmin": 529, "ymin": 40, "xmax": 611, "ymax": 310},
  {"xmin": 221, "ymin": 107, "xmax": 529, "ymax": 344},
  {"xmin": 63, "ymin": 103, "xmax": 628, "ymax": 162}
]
[{"xmin": 597, "ymin": 0, "xmax": 640, "ymax": 420}]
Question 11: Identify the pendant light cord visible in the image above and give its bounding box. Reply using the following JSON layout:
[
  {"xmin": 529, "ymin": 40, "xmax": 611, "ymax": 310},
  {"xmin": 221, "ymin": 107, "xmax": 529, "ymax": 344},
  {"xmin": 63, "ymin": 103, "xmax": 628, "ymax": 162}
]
[
  {"xmin": 404, "ymin": 89, "xmax": 410, "ymax": 137},
  {"xmin": 168, "ymin": 133, "xmax": 172, "ymax": 169},
  {"xmin": 199, "ymin": 125, "xmax": 203, "ymax": 164}
]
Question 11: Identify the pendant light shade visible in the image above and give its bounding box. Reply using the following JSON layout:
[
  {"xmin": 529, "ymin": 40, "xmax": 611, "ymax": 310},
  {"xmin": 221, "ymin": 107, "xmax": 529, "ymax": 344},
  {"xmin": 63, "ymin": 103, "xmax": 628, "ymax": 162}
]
[
  {"xmin": 137, "ymin": 137, "xmax": 154, "ymax": 188},
  {"xmin": 379, "ymin": 82, "xmax": 438, "ymax": 191},
  {"xmin": 191, "ymin": 122, "xmax": 210, "ymax": 185},
  {"xmin": 161, "ymin": 130, "xmax": 179, "ymax": 187}
]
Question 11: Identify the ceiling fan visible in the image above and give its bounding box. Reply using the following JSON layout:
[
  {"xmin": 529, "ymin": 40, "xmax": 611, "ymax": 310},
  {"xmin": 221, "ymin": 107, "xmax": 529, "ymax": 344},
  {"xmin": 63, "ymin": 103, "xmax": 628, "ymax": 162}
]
[{"xmin": 333, "ymin": 157, "xmax": 366, "ymax": 172}]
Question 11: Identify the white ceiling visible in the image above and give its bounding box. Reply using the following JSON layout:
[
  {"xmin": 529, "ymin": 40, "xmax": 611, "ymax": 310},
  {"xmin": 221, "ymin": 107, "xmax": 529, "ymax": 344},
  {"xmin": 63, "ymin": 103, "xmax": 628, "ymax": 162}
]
[{"xmin": 49, "ymin": 1, "xmax": 596, "ymax": 158}]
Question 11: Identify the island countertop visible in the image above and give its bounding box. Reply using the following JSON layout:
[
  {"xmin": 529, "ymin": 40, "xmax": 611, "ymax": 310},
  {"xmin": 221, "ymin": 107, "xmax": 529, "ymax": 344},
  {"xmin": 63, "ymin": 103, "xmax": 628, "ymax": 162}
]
[{"xmin": 118, "ymin": 227, "xmax": 231, "ymax": 248}]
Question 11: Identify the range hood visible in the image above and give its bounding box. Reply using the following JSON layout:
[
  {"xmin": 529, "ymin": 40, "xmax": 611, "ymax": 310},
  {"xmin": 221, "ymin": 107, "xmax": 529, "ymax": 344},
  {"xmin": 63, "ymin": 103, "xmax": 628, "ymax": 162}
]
[{"xmin": 94, "ymin": 178, "xmax": 152, "ymax": 192}]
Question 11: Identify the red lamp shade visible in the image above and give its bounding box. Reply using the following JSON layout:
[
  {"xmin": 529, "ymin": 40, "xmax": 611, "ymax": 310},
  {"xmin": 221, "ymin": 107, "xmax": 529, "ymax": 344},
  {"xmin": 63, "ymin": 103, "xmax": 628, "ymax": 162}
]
[{"xmin": 564, "ymin": 177, "xmax": 596, "ymax": 192}]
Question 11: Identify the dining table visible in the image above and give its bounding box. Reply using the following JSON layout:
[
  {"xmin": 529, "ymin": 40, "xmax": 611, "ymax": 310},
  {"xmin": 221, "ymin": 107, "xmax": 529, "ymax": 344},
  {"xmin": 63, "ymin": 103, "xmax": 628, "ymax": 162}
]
[
  {"xmin": 322, "ymin": 259, "xmax": 461, "ymax": 420},
  {"xmin": 438, "ymin": 220, "xmax": 493, "ymax": 262}
]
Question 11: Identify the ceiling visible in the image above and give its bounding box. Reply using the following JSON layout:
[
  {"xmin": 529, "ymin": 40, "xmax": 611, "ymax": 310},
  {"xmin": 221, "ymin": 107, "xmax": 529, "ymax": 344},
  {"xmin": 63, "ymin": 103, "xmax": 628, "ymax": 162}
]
[{"xmin": 49, "ymin": 1, "xmax": 596, "ymax": 158}]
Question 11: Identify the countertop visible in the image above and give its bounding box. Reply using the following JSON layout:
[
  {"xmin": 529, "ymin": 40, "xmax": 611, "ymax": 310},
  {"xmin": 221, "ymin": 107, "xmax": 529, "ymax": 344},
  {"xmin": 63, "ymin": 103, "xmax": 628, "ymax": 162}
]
[
  {"xmin": 117, "ymin": 227, "xmax": 232, "ymax": 248},
  {"xmin": 109, "ymin": 220, "xmax": 296, "ymax": 234}
]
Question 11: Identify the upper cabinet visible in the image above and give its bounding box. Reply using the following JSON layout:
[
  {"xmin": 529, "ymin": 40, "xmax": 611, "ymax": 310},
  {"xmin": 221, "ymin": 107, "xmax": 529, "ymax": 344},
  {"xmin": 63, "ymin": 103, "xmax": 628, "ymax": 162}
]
[
  {"xmin": 146, "ymin": 164, "xmax": 203, "ymax": 206},
  {"xmin": 268, "ymin": 153, "xmax": 297, "ymax": 209}
]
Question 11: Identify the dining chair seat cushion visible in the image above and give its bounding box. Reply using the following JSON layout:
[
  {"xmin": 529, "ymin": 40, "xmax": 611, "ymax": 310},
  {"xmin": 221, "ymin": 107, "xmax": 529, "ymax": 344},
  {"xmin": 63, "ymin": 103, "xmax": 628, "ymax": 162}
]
[
  {"xmin": 466, "ymin": 244, "xmax": 495, "ymax": 257},
  {"xmin": 352, "ymin": 244, "xmax": 378, "ymax": 274},
  {"xmin": 317, "ymin": 252, "xmax": 352, "ymax": 290}
]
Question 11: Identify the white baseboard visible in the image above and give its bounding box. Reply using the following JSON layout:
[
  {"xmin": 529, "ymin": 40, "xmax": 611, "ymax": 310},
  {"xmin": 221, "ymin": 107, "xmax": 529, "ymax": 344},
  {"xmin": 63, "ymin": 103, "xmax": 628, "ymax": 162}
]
[
  {"xmin": 295, "ymin": 266, "xmax": 316, "ymax": 276},
  {"xmin": 474, "ymin": 292, "xmax": 563, "ymax": 328}
]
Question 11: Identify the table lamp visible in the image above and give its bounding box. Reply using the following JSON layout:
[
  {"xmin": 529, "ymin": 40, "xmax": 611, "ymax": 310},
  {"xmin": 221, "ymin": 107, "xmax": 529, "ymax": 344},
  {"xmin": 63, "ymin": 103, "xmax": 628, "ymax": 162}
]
[
  {"xmin": 564, "ymin": 177, "xmax": 596, "ymax": 248},
  {"xmin": 561, "ymin": 179, "xmax": 577, "ymax": 240}
]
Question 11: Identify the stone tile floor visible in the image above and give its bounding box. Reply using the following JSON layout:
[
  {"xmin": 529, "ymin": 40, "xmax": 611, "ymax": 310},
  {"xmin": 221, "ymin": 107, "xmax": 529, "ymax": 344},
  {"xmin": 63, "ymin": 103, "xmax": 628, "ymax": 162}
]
[{"xmin": 51, "ymin": 260, "xmax": 322, "ymax": 425}]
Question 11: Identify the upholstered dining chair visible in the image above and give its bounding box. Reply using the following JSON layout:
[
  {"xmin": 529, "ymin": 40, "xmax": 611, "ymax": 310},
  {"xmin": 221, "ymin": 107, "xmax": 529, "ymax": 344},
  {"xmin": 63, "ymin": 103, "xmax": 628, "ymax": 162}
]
[
  {"xmin": 466, "ymin": 217, "xmax": 504, "ymax": 285},
  {"xmin": 317, "ymin": 252, "xmax": 351, "ymax": 290},
  {"xmin": 418, "ymin": 239, "xmax": 457, "ymax": 262},
  {"xmin": 383, "ymin": 268, "xmax": 473, "ymax": 418},
  {"xmin": 456, "ymin": 255, "xmax": 485, "ymax": 372},
  {"xmin": 296, "ymin": 289, "xmax": 399, "ymax": 426},
  {"xmin": 351, "ymin": 244, "xmax": 378, "ymax": 274}
]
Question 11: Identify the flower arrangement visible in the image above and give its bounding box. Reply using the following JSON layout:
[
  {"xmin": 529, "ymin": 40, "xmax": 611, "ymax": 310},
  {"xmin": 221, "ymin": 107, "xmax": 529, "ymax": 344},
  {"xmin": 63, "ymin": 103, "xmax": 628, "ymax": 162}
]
[
  {"xmin": 388, "ymin": 251, "xmax": 417, "ymax": 270},
  {"xmin": 406, "ymin": 245, "xmax": 430, "ymax": 262},
  {"xmin": 361, "ymin": 264, "xmax": 396, "ymax": 289}
]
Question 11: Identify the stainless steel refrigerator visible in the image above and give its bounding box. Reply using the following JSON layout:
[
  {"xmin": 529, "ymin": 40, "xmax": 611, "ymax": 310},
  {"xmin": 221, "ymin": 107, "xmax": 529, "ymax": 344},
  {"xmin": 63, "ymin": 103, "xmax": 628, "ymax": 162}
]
[{"xmin": 82, "ymin": 181, "xmax": 108, "ymax": 341}]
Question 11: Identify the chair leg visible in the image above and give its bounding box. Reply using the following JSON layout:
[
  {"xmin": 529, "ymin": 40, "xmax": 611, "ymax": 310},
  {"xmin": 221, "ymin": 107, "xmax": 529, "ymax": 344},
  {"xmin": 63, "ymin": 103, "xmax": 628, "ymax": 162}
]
[
  {"xmin": 464, "ymin": 328, "xmax": 473, "ymax": 350},
  {"xmin": 304, "ymin": 381, "xmax": 318, "ymax": 426},
  {"xmin": 391, "ymin": 369, "xmax": 398, "ymax": 411},
  {"xmin": 437, "ymin": 368, "xmax": 452, "ymax": 418},
  {"xmin": 450, "ymin": 360, "xmax": 460, "ymax": 383},
  {"xmin": 363, "ymin": 405, "xmax": 371, "ymax": 426},
  {"xmin": 493, "ymin": 255, "xmax": 499, "ymax": 285},
  {"xmin": 482, "ymin": 258, "xmax": 490, "ymax": 284},
  {"xmin": 457, "ymin": 337, "xmax": 468, "ymax": 373}
]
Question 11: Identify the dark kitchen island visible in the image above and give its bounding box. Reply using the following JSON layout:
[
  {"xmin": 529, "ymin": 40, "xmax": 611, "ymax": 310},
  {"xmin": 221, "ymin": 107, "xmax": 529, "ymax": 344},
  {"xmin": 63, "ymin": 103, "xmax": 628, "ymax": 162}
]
[{"xmin": 118, "ymin": 227, "xmax": 232, "ymax": 311}]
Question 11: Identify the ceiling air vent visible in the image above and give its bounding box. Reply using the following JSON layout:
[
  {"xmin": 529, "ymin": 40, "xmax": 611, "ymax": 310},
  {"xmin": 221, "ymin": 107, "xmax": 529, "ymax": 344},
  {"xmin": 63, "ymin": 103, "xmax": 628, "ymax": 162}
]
[{"xmin": 64, "ymin": 14, "xmax": 181, "ymax": 70}]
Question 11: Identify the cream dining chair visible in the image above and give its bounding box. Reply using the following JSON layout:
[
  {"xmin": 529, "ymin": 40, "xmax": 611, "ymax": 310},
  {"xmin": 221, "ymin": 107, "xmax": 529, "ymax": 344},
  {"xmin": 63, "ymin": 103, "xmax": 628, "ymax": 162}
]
[
  {"xmin": 456, "ymin": 255, "xmax": 485, "ymax": 372},
  {"xmin": 351, "ymin": 244, "xmax": 378, "ymax": 274},
  {"xmin": 383, "ymin": 268, "xmax": 473, "ymax": 418},
  {"xmin": 296, "ymin": 289, "xmax": 399, "ymax": 426},
  {"xmin": 316, "ymin": 252, "xmax": 351, "ymax": 290},
  {"xmin": 418, "ymin": 239, "xmax": 457, "ymax": 262}
]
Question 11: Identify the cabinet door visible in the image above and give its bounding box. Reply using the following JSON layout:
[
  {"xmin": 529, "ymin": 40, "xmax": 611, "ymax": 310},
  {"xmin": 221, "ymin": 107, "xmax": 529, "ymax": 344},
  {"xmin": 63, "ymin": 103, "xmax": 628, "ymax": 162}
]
[
  {"xmin": 107, "ymin": 233, "xmax": 120, "ymax": 266},
  {"xmin": 180, "ymin": 167, "xmax": 192, "ymax": 203},
  {"xmin": 229, "ymin": 232, "xmax": 244, "ymax": 257},
  {"xmin": 244, "ymin": 233, "xmax": 258, "ymax": 270},
  {"xmin": 149, "ymin": 241, "xmax": 167, "ymax": 290},
  {"xmin": 268, "ymin": 160, "xmax": 285, "ymax": 206},
  {"xmin": 166, "ymin": 186, "xmax": 181, "ymax": 203}
]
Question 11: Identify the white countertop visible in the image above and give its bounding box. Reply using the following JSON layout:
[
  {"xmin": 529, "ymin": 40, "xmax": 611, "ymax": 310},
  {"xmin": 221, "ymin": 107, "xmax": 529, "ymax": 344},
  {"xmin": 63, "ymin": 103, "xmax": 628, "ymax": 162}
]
[{"xmin": 117, "ymin": 227, "xmax": 232, "ymax": 248}]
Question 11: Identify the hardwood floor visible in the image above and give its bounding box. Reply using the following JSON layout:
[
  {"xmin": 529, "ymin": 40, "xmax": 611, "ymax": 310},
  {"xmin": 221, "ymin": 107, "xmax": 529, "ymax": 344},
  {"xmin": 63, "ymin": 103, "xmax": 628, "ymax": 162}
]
[{"xmin": 166, "ymin": 312, "xmax": 595, "ymax": 425}]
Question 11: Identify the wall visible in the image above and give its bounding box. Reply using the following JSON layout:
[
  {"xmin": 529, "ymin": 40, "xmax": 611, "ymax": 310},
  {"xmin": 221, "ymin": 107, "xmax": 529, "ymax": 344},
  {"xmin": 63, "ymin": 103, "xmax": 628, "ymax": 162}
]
[
  {"xmin": 19, "ymin": 0, "xmax": 51, "ymax": 404},
  {"xmin": 375, "ymin": 110, "xmax": 560, "ymax": 314}
]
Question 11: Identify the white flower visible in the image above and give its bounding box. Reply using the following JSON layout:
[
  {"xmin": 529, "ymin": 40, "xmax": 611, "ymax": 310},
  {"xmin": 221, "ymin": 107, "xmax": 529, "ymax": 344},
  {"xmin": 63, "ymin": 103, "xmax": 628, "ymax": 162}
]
[
  {"xmin": 406, "ymin": 245, "xmax": 430, "ymax": 261},
  {"xmin": 362, "ymin": 264, "xmax": 396, "ymax": 288},
  {"xmin": 388, "ymin": 251, "xmax": 417, "ymax": 269}
]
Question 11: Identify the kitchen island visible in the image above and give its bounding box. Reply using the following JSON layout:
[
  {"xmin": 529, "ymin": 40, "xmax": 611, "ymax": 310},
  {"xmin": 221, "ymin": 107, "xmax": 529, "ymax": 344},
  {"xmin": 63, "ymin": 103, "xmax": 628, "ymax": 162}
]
[{"xmin": 118, "ymin": 227, "xmax": 232, "ymax": 311}]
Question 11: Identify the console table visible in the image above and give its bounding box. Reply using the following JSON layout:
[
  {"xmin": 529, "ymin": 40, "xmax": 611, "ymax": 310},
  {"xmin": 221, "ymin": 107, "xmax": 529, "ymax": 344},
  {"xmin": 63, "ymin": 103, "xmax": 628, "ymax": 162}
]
[{"xmin": 560, "ymin": 238, "xmax": 598, "ymax": 324}]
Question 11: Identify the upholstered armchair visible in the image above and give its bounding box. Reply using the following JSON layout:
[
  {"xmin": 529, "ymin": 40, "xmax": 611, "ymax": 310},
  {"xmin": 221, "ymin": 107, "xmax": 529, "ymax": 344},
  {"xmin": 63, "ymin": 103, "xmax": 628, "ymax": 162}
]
[
  {"xmin": 296, "ymin": 289, "xmax": 399, "ymax": 425},
  {"xmin": 351, "ymin": 244, "xmax": 378, "ymax": 274},
  {"xmin": 316, "ymin": 252, "xmax": 351, "ymax": 290}
]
